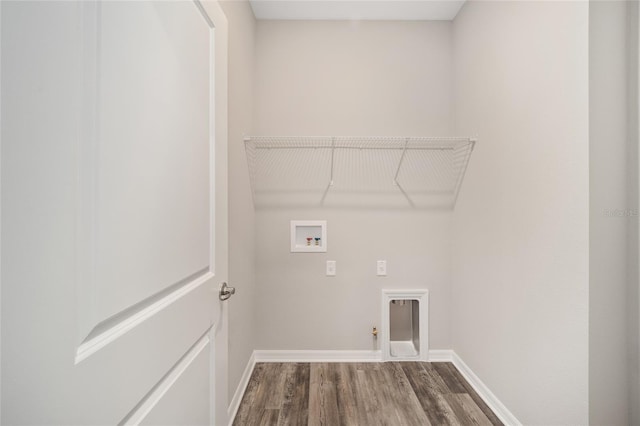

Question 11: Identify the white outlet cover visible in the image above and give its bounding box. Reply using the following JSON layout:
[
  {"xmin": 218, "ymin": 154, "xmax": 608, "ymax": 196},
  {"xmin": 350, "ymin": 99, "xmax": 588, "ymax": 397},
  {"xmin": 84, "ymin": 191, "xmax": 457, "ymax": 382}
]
[
  {"xmin": 377, "ymin": 260, "xmax": 387, "ymax": 276},
  {"xmin": 326, "ymin": 260, "xmax": 336, "ymax": 276}
]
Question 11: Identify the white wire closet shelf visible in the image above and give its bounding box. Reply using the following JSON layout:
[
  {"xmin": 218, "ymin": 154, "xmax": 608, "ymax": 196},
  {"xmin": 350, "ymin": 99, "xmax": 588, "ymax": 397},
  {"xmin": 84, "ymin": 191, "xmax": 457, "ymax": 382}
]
[{"xmin": 244, "ymin": 136, "xmax": 476, "ymax": 209}]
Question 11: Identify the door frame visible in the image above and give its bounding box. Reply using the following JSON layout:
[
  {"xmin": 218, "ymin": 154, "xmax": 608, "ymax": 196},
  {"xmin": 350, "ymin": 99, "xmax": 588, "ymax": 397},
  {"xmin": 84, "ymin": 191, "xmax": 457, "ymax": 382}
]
[{"xmin": 200, "ymin": 1, "xmax": 229, "ymax": 425}]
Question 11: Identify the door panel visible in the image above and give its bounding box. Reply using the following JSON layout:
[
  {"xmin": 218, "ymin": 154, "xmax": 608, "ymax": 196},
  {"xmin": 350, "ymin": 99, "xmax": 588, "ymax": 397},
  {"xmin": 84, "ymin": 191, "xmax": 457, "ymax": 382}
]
[
  {"xmin": 74, "ymin": 284, "xmax": 213, "ymax": 422},
  {"xmin": 137, "ymin": 338, "xmax": 211, "ymax": 426},
  {"xmin": 93, "ymin": 0, "xmax": 212, "ymax": 326},
  {"xmin": 1, "ymin": 1, "xmax": 226, "ymax": 424}
]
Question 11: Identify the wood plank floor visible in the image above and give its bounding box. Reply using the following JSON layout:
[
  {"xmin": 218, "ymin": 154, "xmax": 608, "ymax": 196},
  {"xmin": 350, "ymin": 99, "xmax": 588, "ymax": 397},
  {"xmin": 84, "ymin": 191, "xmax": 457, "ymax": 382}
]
[{"xmin": 232, "ymin": 362, "xmax": 503, "ymax": 426}]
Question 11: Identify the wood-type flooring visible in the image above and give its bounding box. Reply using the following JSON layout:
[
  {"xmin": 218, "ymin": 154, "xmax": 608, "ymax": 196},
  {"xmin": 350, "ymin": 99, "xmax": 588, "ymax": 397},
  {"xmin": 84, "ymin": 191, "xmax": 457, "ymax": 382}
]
[{"xmin": 232, "ymin": 362, "xmax": 503, "ymax": 426}]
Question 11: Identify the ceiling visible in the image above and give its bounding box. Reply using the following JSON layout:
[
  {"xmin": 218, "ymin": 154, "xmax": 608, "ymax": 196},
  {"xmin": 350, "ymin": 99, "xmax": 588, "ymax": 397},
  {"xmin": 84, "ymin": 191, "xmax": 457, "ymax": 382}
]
[{"xmin": 249, "ymin": 0, "xmax": 467, "ymax": 21}]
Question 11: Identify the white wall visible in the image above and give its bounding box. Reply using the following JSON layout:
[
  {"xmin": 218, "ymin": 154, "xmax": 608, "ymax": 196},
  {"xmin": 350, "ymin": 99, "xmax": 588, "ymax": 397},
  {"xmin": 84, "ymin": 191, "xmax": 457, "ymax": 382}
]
[
  {"xmin": 253, "ymin": 20, "xmax": 453, "ymax": 137},
  {"xmin": 451, "ymin": 2, "xmax": 589, "ymax": 425},
  {"xmin": 255, "ymin": 209, "xmax": 452, "ymax": 350},
  {"xmin": 589, "ymin": 2, "xmax": 630, "ymax": 424},
  {"xmin": 218, "ymin": 0, "xmax": 257, "ymax": 403},
  {"xmin": 253, "ymin": 21, "xmax": 455, "ymax": 351},
  {"xmin": 626, "ymin": 3, "xmax": 640, "ymax": 425}
]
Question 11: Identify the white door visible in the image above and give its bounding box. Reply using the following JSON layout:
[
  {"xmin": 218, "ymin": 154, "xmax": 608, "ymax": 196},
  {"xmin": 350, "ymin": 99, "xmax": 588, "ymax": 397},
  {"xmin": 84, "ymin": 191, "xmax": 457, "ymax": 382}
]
[{"xmin": 1, "ymin": 1, "xmax": 230, "ymax": 424}]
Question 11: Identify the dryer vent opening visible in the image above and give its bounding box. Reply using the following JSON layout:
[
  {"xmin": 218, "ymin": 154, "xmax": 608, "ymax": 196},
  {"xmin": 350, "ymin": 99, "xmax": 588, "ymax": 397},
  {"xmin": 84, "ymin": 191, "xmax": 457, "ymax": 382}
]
[
  {"xmin": 382, "ymin": 289, "xmax": 428, "ymax": 361},
  {"xmin": 389, "ymin": 299, "xmax": 420, "ymax": 357}
]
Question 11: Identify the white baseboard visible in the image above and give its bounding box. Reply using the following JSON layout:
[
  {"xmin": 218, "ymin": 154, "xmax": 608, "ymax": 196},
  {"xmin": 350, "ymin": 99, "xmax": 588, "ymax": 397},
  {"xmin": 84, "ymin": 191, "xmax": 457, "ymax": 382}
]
[
  {"xmin": 251, "ymin": 349, "xmax": 458, "ymax": 363},
  {"xmin": 451, "ymin": 352, "xmax": 521, "ymax": 426},
  {"xmin": 227, "ymin": 351, "xmax": 256, "ymax": 426},
  {"xmin": 253, "ymin": 349, "xmax": 382, "ymax": 363},
  {"xmin": 427, "ymin": 349, "xmax": 453, "ymax": 362},
  {"xmin": 228, "ymin": 349, "xmax": 519, "ymax": 426}
]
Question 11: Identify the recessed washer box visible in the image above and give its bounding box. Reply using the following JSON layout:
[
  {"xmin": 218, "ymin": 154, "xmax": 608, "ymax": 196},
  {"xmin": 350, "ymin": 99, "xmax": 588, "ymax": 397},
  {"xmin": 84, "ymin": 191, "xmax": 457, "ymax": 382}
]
[
  {"xmin": 381, "ymin": 289, "xmax": 429, "ymax": 361},
  {"xmin": 290, "ymin": 220, "xmax": 327, "ymax": 253}
]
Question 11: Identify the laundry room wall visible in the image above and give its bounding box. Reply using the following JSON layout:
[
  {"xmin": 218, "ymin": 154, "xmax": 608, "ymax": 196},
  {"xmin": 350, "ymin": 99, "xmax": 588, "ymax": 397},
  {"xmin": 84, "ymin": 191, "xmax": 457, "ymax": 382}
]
[
  {"xmin": 252, "ymin": 20, "xmax": 456, "ymax": 351},
  {"xmin": 451, "ymin": 1, "xmax": 589, "ymax": 424}
]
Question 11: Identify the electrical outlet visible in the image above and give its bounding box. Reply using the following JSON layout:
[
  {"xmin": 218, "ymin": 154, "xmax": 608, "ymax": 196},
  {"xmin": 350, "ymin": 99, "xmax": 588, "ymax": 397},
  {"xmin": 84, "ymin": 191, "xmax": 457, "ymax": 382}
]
[
  {"xmin": 377, "ymin": 260, "xmax": 387, "ymax": 276},
  {"xmin": 326, "ymin": 260, "xmax": 336, "ymax": 276}
]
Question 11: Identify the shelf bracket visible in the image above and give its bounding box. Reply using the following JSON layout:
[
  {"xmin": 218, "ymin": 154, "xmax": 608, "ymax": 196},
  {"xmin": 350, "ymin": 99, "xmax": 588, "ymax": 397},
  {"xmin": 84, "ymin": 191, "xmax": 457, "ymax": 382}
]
[
  {"xmin": 393, "ymin": 138, "xmax": 410, "ymax": 186},
  {"xmin": 329, "ymin": 137, "xmax": 335, "ymax": 187},
  {"xmin": 452, "ymin": 138, "xmax": 476, "ymax": 206}
]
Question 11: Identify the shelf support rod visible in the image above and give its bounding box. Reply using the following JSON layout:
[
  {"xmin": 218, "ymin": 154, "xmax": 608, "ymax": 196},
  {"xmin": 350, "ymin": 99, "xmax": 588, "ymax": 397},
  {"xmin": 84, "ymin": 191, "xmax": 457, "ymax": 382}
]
[
  {"xmin": 393, "ymin": 138, "xmax": 410, "ymax": 185},
  {"xmin": 395, "ymin": 181, "xmax": 415, "ymax": 208},
  {"xmin": 452, "ymin": 139, "xmax": 476, "ymax": 206},
  {"xmin": 329, "ymin": 137, "xmax": 335, "ymax": 186}
]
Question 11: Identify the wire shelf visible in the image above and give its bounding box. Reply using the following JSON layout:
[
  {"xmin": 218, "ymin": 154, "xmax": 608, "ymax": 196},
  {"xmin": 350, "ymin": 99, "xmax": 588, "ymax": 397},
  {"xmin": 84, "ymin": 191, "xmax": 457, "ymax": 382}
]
[{"xmin": 244, "ymin": 136, "xmax": 476, "ymax": 208}]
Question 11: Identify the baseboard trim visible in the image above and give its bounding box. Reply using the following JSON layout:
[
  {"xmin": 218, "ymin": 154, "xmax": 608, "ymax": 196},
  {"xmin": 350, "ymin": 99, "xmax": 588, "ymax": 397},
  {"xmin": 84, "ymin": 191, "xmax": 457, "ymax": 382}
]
[
  {"xmin": 227, "ymin": 351, "xmax": 256, "ymax": 426},
  {"xmin": 451, "ymin": 352, "xmax": 521, "ymax": 426},
  {"xmin": 427, "ymin": 349, "xmax": 453, "ymax": 362},
  {"xmin": 253, "ymin": 349, "xmax": 456, "ymax": 363},
  {"xmin": 254, "ymin": 349, "xmax": 382, "ymax": 363}
]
